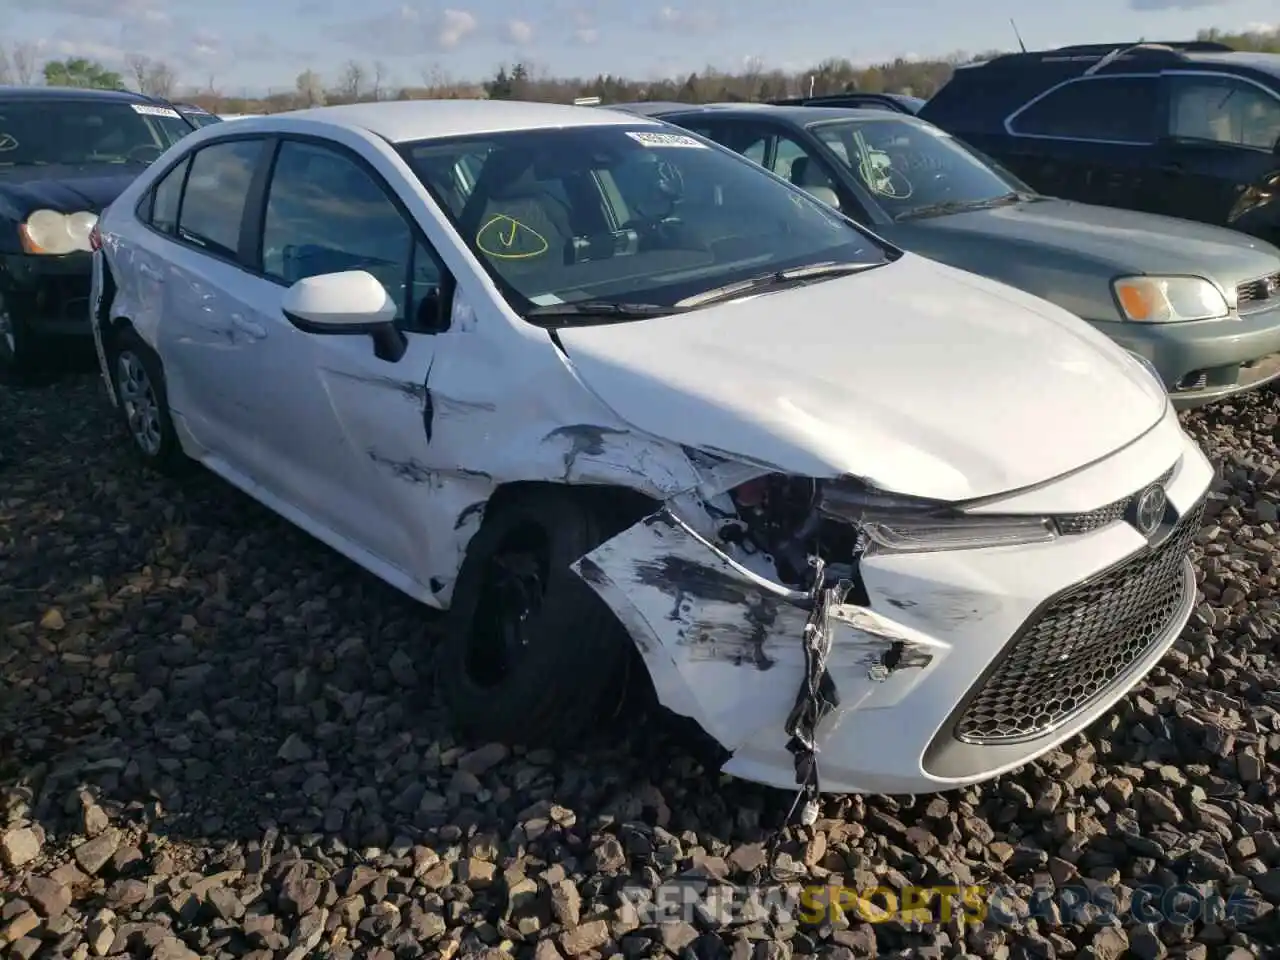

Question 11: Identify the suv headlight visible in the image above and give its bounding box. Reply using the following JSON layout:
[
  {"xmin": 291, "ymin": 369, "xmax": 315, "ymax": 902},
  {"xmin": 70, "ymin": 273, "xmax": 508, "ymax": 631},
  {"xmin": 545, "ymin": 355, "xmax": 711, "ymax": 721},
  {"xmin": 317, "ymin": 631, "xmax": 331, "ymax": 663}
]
[
  {"xmin": 819, "ymin": 482, "xmax": 1056, "ymax": 553},
  {"xmin": 1112, "ymin": 276, "xmax": 1229, "ymax": 323},
  {"xmin": 19, "ymin": 209, "xmax": 99, "ymax": 255}
]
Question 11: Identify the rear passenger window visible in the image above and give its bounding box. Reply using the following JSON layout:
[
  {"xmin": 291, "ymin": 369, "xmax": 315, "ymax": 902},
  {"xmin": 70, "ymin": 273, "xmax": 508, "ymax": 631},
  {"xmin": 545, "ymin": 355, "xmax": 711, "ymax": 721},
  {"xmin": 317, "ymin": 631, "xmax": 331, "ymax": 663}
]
[
  {"xmin": 147, "ymin": 157, "xmax": 189, "ymax": 234},
  {"xmin": 1009, "ymin": 77, "xmax": 1160, "ymax": 144},
  {"xmin": 177, "ymin": 139, "xmax": 264, "ymax": 256}
]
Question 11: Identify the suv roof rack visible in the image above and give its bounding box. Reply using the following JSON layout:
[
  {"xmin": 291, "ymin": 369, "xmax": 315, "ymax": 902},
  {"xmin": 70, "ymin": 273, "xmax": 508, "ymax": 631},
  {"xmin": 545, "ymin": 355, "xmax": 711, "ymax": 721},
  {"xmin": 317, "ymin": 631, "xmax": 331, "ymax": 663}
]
[{"xmin": 983, "ymin": 39, "xmax": 1235, "ymax": 70}]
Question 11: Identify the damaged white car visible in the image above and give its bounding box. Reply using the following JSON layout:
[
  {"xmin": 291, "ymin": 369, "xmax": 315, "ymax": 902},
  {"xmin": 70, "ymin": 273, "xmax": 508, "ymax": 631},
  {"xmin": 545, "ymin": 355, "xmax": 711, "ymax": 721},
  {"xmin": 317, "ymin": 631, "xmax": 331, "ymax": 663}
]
[{"xmin": 89, "ymin": 100, "xmax": 1213, "ymax": 801}]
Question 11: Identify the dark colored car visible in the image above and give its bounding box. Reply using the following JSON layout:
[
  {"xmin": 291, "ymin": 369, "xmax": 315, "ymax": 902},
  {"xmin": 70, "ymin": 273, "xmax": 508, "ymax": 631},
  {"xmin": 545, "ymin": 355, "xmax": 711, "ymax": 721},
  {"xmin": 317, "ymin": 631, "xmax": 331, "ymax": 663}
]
[
  {"xmin": 173, "ymin": 103, "xmax": 222, "ymax": 128},
  {"xmin": 0, "ymin": 86, "xmax": 195, "ymax": 384},
  {"xmin": 648, "ymin": 102, "xmax": 1280, "ymax": 407},
  {"xmin": 769, "ymin": 92, "xmax": 925, "ymax": 114},
  {"xmin": 917, "ymin": 41, "xmax": 1280, "ymax": 244}
]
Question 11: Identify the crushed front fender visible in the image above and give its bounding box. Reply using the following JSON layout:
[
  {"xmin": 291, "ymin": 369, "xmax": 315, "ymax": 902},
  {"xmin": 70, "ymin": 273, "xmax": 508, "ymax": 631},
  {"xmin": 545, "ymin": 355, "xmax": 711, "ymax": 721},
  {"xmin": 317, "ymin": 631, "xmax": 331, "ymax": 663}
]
[{"xmin": 572, "ymin": 507, "xmax": 948, "ymax": 793}]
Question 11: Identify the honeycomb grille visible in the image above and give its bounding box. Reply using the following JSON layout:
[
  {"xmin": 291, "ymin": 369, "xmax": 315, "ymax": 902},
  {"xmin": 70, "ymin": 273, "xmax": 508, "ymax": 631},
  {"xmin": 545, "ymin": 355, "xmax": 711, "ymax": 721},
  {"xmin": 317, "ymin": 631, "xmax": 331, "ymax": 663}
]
[
  {"xmin": 955, "ymin": 497, "xmax": 1204, "ymax": 745},
  {"xmin": 1237, "ymin": 272, "xmax": 1280, "ymax": 314},
  {"xmin": 1053, "ymin": 464, "xmax": 1175, "ymax": 535}
]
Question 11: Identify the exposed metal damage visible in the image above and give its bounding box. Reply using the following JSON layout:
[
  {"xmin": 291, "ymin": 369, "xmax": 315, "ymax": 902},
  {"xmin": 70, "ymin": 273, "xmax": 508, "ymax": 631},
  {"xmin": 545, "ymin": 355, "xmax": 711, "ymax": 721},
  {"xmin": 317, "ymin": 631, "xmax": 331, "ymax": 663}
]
[{"xmin": 574, "ymin": 475, "xmax": 940, "ymax": 815}]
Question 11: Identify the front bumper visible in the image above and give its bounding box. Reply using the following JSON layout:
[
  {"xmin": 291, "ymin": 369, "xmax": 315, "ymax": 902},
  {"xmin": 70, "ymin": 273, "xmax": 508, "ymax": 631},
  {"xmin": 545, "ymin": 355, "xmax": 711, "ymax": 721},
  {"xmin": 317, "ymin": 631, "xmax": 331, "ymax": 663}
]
[
  {"xmin": 1093, "ymin": 303, "xmax": 1280, "ymax": 409},
  {"xmin": 575, "ymin": 416, "xmax": 1213, "ymax": 796},
  {"xmin": 0, "ymin": 251, "xmax": 94, "ymax": 338}
]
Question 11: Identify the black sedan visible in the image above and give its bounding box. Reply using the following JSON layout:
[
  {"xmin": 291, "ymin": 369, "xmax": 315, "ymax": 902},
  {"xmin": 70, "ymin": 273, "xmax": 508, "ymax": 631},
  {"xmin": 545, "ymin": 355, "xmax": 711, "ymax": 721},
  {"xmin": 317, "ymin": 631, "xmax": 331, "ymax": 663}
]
[{"xmin": 0, "ymin": 86, "xmax": 195, "ymax": 385}]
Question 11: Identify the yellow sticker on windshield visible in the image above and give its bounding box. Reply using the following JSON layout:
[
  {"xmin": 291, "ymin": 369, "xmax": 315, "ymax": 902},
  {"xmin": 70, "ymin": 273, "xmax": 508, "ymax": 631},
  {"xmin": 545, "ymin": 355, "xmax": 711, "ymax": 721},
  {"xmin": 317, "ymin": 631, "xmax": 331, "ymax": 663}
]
[{"xmin": 477, "ymin": 214, "xmax": 549, "ymax": 260}]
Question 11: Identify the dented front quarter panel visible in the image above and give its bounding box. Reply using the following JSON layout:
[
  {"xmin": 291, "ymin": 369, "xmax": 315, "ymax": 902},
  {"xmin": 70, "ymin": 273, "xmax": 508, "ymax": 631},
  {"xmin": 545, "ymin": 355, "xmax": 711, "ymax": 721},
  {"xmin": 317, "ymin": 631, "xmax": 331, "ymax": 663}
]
[
  {"xmin": 320, "ymin": 288, "xmax": 703, "ymax": 606},
  {"xmin": 574, "ymin": 507, "xmax": 948, "ymax": 757}
]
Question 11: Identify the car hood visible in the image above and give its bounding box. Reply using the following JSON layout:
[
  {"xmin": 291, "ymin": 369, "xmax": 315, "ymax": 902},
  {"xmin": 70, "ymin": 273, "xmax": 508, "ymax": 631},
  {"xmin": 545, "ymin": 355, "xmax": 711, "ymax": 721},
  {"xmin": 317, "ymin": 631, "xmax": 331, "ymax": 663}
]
[
  {"xmin": 0, "ymin": 164, "xmax": 142, "ymax": 221},
  {"xmin": 556, "ymin": 253, "xmax": 1168, "ymax": 503},
  {"xmin": 883, "ymin": 197, "xmax": 1280, "ymax": 292}
]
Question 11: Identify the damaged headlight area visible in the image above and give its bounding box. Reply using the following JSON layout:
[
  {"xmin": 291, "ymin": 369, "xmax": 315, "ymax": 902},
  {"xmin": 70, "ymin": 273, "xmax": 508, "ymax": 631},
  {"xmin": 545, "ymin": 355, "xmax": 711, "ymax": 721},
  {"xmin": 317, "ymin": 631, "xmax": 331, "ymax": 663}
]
[{"xmin": 715, "ymin": 473, "xmax": 1056, "ymax": 592}]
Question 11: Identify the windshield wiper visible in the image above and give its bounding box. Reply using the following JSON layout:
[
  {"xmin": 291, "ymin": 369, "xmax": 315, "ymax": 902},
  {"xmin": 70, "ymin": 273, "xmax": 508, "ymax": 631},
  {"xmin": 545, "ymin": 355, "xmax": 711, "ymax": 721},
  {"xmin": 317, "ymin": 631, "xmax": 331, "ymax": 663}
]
[
  {"xmin": 894, "ymin": 191, "xmax": 1026, "ymax": 222},
  {"xmin": 523, "ymin": 300, "xmax": 681, "ymax": 326},
  {"xmin": 675, "ymin": 261, "xmax": 878, "ymax": 309}
]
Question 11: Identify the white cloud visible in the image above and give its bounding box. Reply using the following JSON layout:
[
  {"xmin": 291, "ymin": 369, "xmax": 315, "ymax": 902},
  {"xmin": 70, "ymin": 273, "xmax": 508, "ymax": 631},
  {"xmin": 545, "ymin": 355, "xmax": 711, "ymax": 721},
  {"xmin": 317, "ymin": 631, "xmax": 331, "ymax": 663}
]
[
  {"xmin": 573, "ymin": 27, "xmax": 599, "ymax": 45},
  {"xmin": 437, "ymin": 9, "xmax": 478, "ymax": 49},
  {"xmin": 652, "ymin": 6, "xmax": 717, "ymax": 33},
  {"xmin": 503, "ymin": 19, "xmax": 534, "ymax": 45}
]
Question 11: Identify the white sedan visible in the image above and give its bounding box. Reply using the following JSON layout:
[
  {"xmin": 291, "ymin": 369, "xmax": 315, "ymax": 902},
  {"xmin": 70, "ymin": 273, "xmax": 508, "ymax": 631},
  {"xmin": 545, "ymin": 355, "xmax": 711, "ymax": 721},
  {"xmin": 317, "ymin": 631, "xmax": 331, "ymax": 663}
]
[{"xmin": 89, "ymin": 99, "xmax": 1212, "ymax": 803}]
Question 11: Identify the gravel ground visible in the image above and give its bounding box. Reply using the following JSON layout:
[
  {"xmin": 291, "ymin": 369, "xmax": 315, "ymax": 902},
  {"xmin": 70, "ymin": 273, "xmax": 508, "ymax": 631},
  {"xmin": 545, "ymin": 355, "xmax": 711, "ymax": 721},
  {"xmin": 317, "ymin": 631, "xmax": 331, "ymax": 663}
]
[{"xmin": 3, "ymin": 372, "xmax": 1280, "ymax": 960}]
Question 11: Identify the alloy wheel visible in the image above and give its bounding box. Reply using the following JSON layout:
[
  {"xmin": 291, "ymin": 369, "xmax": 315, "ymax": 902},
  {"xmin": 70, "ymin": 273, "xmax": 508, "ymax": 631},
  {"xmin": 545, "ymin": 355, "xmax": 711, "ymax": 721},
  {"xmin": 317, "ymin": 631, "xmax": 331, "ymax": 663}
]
[{"xmin": 115, "ymin": 351, "xmax": 163, "ymax": 456}]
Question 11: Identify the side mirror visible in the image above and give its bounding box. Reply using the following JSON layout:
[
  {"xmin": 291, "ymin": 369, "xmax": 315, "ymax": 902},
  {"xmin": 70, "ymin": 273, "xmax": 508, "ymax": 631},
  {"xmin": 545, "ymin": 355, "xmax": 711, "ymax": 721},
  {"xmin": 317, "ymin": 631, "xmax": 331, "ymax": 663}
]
[
  {"xmin": 803, "ymin": 186, "xmax": 841, "ymax": 210},
  {"xmin": 281, "ymin": 270, "xmax": 407, "ymax": 362}
]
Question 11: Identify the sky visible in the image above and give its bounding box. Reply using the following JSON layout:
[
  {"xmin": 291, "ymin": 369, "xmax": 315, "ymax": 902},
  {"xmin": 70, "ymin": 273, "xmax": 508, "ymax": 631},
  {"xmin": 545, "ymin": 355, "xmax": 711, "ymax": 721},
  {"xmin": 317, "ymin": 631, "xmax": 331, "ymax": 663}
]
[{"xmin": 3, "ymin": 0, "xmax": 1279, "ymax": 95}]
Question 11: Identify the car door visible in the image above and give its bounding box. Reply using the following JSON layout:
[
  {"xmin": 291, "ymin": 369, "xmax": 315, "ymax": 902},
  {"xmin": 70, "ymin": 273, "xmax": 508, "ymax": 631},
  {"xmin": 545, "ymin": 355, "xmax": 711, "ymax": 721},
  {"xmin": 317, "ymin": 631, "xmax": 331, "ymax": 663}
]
[
  {"xmin": 153, "ymin": 135, "xmax": 273, "ymax": 461},
  {"xmin": 1157, "ymin": 72, "xmax": 1280, "ymax": 232},
  {"xmin": 224, "ymin": 136, "xmax": 456, "ymax": 577},
  {"xmin": 1001, "ymin": 74, "xmax": 1164, "ymax": 213}
]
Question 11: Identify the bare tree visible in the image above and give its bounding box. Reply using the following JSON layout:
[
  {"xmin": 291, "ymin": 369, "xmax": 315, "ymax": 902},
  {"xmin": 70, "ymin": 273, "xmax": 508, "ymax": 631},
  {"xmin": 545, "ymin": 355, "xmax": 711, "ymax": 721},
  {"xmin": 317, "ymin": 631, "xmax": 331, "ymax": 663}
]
[
  {"xmin": 12, "ymin": 42, "xmax": 37, "ymax": 84},
  {"xmin": 295, "ymin": 69, "xmax": 325, "ymax": 107},
  {"xmin": 145, "ymin": 61, "xmax": 176, "ymax": 98},
  {"xmin": 372, "ymin": 60, "xmax": 387, "ymax": 101},
  {"xmin": 336, "ymin": 60, "xmax": 365, "ymax": 101},
  {"xmin": 125, "ymin": 53, "xmax": 150, "ymax": 92},
  {"xmin": 0, "ymin": 45, "xmax": 12, "ymax": 85}
]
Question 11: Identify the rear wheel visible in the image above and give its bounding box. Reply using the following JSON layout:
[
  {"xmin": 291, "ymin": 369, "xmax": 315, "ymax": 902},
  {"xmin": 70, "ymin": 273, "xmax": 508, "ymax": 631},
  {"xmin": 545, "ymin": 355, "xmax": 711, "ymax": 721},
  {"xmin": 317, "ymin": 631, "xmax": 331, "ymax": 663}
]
[
  {"xmin": 0, "ymin": 292, "xmax": 56, "ymax": 387},
  {"xmin": 106, "ymin": 326, "xmax": 191, "ymax": 477},
  {"xmin": 439, "ymin": 487, "xmax": 644, "ymax": 748}
]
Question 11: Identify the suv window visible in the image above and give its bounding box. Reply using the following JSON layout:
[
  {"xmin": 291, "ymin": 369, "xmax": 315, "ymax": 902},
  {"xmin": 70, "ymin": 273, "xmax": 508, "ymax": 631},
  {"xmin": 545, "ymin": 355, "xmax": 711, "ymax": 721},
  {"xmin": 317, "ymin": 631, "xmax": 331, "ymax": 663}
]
[
  {"xmin": 1009, "ymin": 76, "xmax": 1160, "ymax": 143},
  {"xmin": 261, "ymin": 140, "xmax": 449, "ymax": 331},
  {"xmin": 1169, "ymin": 75, "xmax": 1280, "ymax": 151},
  {"xmin": 177, "ymin": 139, "xmax": 264, "ymax": 257},
  {"xmin": 148, "ymin": 156, "xmax": 189, "ymax": 234}
]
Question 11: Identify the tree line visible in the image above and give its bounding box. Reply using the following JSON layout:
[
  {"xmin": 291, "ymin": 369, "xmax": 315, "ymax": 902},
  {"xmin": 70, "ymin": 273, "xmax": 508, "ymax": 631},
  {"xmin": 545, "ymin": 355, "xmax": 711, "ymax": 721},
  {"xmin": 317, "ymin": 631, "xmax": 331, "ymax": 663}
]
[{"xmin": 1, "ymin": 24, "xmax": 1277, "ymax": 115}]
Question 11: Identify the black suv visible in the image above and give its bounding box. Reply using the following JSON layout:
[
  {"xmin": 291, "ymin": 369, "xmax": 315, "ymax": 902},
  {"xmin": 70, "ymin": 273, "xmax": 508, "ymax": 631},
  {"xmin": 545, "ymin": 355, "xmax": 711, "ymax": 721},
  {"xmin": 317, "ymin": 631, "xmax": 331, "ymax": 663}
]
[{"xmin": 918, "ymin": 41, "xmax": 1280, "ymax": 244}]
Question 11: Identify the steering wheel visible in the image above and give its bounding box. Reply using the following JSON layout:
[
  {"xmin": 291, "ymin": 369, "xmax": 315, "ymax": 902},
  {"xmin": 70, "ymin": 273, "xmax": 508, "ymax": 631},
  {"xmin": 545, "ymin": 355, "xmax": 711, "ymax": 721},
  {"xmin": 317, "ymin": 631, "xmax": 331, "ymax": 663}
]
[{"xmin": 126, "ymin": 143, "xmax": 164, "ymax": 164}]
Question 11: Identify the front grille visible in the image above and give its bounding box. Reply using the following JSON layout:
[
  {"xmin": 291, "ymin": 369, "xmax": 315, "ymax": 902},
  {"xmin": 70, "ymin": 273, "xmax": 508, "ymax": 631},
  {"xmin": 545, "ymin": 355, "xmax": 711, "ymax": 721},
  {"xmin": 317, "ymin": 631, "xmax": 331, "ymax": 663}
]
[
  {"xmin": 1237, "ymin": 272, "xmax": 1280, "ymax": 314},
  {"xmin": 955, "ymin": 497, "xmax": 1204, "ymax": 745},
  {"xmin": 1054, "ymin": 464, "xmax": 1175, "ymax": 535}
]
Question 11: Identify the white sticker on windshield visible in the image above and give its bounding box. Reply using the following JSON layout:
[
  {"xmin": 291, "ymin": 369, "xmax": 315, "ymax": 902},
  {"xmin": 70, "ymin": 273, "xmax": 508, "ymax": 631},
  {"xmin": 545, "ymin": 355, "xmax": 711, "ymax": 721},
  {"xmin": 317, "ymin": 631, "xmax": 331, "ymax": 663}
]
[
  {"xmin": 131, "ymin": 104, "xmax": 181, "ymax": 119},
  {"xmin": 626, "ymin": 131, "xmax": 705, "ymax": 149}
]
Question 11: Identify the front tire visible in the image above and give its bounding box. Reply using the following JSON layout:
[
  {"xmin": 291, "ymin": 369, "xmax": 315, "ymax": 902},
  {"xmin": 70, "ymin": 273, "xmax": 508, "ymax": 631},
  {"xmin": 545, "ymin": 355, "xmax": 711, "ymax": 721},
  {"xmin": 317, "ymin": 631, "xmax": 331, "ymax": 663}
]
[
  {"xmin": 106, "ymin": 327, "xmax": 190, "ymax": 477},
  {"xmin": 439, "ymin": 487, "xmax": 643, "ymax": 748}
]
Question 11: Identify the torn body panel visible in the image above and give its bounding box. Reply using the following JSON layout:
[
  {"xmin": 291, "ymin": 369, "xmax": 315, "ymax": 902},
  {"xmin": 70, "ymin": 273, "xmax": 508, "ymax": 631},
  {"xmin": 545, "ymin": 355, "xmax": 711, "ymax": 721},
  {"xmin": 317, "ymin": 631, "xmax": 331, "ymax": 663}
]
[{"xmin": 574, "ymin": 507, "xmax": 946, "ymax": 769}]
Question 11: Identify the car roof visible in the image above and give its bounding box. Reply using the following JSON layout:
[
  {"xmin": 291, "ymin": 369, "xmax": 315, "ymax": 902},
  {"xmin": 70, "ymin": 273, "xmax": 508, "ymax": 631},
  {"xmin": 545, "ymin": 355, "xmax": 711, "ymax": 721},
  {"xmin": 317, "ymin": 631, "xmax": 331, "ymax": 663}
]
[
  {"xmin": 262, "ymin": 99, "xmax": 659, "ymax": 143},
  {"xmin": 1183, "ymin": 50, "xmax": 1280, "ymax": 76},
  {"xmin": 0, "ymin": 85, "xmax": 163, "ymax": 103},
  {"xmin": 659, "ymin": 103, "xmax": 916, "ymax": 125}
]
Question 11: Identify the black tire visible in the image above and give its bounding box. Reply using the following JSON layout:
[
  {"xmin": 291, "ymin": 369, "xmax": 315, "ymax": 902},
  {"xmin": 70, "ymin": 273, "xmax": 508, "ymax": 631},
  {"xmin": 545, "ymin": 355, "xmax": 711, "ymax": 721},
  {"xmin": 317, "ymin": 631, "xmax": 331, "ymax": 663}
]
[
  {"xmin": 0, "ymin": 291, "xmax": 57, "ymax": 387},
  {"xmin": 105, "ymin": 326, "xmax": 191, "ymax": 477},
  {"xmin": 439, "ymin": 486, "xmax": 643, "ymax": 748}
]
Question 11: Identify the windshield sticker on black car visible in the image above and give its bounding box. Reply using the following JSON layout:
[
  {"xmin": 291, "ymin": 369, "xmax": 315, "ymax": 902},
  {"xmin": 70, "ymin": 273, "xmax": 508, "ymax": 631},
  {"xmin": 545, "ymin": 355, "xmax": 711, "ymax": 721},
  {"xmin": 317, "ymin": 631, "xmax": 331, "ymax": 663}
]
[
  {"xmin": 131, "ymin": 104, "xmax": 181, "ymax": 119},
  {"xmin": 625, "ymin": 131, "xmax": 706, "ymax": 149}
]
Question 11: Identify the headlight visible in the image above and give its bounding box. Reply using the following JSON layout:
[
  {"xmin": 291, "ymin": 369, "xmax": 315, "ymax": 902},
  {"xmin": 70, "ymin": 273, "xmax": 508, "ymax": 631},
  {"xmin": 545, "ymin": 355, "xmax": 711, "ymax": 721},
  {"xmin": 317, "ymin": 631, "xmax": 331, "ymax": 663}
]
[
  {"xmin": 819, "ymin": 482, "xmax": 1056, "ymax": 553},
  {"xmin": 1112, "ymin": 275, "xmax": 1229, "ymax": 323},
  {"xmin": 19, "ymin": 209, "xmax": 99, "ymax": 255}
]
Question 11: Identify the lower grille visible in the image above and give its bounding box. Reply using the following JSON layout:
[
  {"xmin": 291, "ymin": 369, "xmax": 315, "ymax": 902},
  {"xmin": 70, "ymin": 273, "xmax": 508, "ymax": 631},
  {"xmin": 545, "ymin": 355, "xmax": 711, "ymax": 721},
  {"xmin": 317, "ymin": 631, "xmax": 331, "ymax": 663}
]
[{"xmin": 955, "ymin": 498, "xmax": 1204, "ymax": 745}]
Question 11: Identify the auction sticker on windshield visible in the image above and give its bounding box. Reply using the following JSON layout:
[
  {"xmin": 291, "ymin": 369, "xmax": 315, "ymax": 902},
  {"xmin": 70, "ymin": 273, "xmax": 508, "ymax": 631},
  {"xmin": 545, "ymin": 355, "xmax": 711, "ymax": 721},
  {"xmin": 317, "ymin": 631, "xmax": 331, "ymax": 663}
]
[
  {"xmin": 626, "ymin": 131, "xmax": 705, "ymax": 148},
  {"xmin": 131, "ymin": 104, "xmax": 181, "ymax": 119}
]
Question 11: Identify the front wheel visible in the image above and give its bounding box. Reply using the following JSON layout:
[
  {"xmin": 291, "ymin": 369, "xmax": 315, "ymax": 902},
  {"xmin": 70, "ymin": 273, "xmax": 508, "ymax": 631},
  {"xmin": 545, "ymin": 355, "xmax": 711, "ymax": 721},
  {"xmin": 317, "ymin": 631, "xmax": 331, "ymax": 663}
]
[
  {"xmin": 106, "ymin": 327, "xmax": 191, "ymax": 477},
  {"xmin": 438, "ymin": 487, "xmax": 642, "ymax": 748}
]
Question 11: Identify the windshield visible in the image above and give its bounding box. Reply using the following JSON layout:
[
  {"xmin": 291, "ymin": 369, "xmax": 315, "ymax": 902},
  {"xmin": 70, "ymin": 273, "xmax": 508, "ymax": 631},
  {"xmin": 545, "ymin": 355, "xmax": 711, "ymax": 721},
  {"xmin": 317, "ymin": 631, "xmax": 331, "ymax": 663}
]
[
  {"xmin": 400, "ymin": 124, "xmax": 888, "ymax": 315},
  {"xmin": 0, "ymin": 99, "xmax": 193, "ymax": 167},
  {"xmin": 810, "ymin": 116, "xmax": 1022, "ymax": 220},
  {"xmin": 182, "ymin": 111, "xmax": 222, "ymax": 128}
]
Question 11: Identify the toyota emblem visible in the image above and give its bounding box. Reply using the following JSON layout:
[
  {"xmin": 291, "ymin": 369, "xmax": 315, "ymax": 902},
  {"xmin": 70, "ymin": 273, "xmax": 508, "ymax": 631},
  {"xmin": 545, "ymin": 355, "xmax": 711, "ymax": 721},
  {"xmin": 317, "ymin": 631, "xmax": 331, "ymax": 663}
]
[{"xmin": 1133, "ymin": 484, "xmax": 1167, "ymax": 537}]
